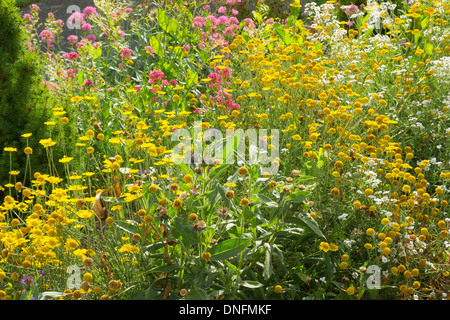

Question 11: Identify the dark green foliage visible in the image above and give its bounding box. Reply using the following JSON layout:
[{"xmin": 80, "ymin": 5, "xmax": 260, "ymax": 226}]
[{"xmin": 0, "ymin": 0, "xmax": 73, "ymax": 197}]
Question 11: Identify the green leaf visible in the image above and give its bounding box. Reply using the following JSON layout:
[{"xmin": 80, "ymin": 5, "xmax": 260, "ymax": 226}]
[
  {"xmin": 149, "ymin": 36, "xmax": 163, "ymax": 56},
  {"xmin": 284, "ymin": 190, "xmax": 309, "ymax": 203},
  {"xmin": 209, "ymin": 164, "xmax": 229, "ymax": 179},
  {"xmin": 206, "ymin": 188, "xmax": 219, "ymax": 205},
  {"xmin": 420, "ymin": 17, "xmax": 429, "ymax": 29},
  {"xmin": 77, "ymin": 70, "xmax": 84, "ymax": 87},
  {"xmin": 171, "ymin": 218, "xmax": 199, "ymax": 245},
  {"xmin": 299, "ymin": 217, "xmax": 326, "ymax": 239},
  {"xmin": 424, "ymin": 42, "xmax": 433, "ymax": 55},
  {"xmin": 317, "ymin": 160, "xmax": 325, "ymax": 169},
  {"xmin": 150, "ymin": 264, "xmax": 185, "ymax": 273},
  {"xmin": 414, "ymin": 31, "xmax": 422, "ymax": 46},
  {"xmin": 186, "ymin": 69, "xmax": 198, "ymax": 88},
  {"xmin": 273, "ymin": 23, "xmax": 292, "ymax": 45},
  {"xmin": 90, "ymin": 46, "xmax": 102, "ymax": 60},
  {"xmin": 40, "ymin": 291, "xmax": 68, "ymax": 300},
  {"xmin": 115, "ymin": 220, "xmax": 141, "ymax": 234},
  {"xmin": 157, "ymin": 9, "xmax": 168, "ymax": 31},
  {"xmin": 240, "ymin": 280, "xmax": 263, "ymax": 289},
  {"xmin": 362, "ymin": 27, "xmax": 374, "ymax": 40},
  {"xmin": 208, "ymin": 238, "xmax": 251, "ymax": 261},
  {"xmin": 142, "ymin": 242, "xmax": 165, "ymax": 253},
  {"xmin": 178, "ymin": 163, "xmax": 194, "ymax": 176},
  {"xmin": 186, "ymin": 287, "xmax": 209, "ymax": 300},
  {"xmin": 325, "ymin": 253, "xmax": 335, "ymax": 281},
  {"xmin": 263, "ymin": 243, "xmax": 273, "ymax": 280}
]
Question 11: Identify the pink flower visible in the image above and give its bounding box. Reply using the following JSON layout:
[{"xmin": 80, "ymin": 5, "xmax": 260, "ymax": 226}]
[
  {"xmin": 81, "ymin": 23, "xmax": 92, "ymax": 31},
  {"xmin": 148, "ymin": 70, "xmax": 165, "ymax": 84},
  {"xmin": 120, "ymin": 48, "xmax": 132, "ymax": 60},
  {"xmin": 63, "ymin": 51, "xmax": 78, "ymax": 61},
  {"xmin": 66, "ymin": 69, "xmax": 76, "ymax": 77},
  {"xmin": 68, "ymin": 12, "xmax": 85, "ymax": 28},
  {"xmin": 84, "ymin": 79, "xmax": 94, "ymax": 87},
  {"xmin": 125, "ymin": 8, "xmax": 133, "ymax": 13},
  {"xmin": 29, "ymin": 4, "xmax": 40, "ymax": 12},
  {"xmin": 83, "ymin": 6, "xmax": 98, "ymax": 18},
  {"xmin": 67, "ymin": 35, "xmax": 77, "ymax": 45},
  {"xmin": 76, "ymin": 39, "xmax": 88, "ymax": 48},
  {"xmin": 223, "ymin": 26, "xmax": 235, "ymax": 38},
  {"xmin": 217, "ymin": 15, "xmax": 229, "ymax": 26},
  {"xmin": 229, "ymin": 17, "xmax": 239, "ymax": 25},
  {"xmin": 86, "ymin": 34, "xmax": 97, "ymax": 41},
  {"xmin": 22, "ymin": 14, "xmax": 32, "ymax": 22},
  {"xmin": 39, "ymin": 30, "xmax": 54, "ymax": 45},
  {"xmin": 231, "ymin": 9, "xmax": 239, "ymax": 16},
  {"xmin": 193, "ymin": 16, "xmax": 205, "ymax": 28},
  {"xmin": 345, "ymin": 4, "xmax": 360, "ymax": 16},
  {"xmin": 115, "ymin": 29, "xmax": 125, "ymax": 38},
  {"xmin": 218, "ymin": 6, "xmax": 226, "ymax": 14}
]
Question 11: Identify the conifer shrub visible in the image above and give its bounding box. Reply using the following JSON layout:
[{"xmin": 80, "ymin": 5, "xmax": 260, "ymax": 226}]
[{"xmin": 0, "ymin": 0, "xmax": 73, "ymax": 195}]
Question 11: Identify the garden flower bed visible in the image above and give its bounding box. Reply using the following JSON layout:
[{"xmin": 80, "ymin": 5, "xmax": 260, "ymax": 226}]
[{"xmin": 0, "ymin": 0, "xmax": 449, "ymax": 301}]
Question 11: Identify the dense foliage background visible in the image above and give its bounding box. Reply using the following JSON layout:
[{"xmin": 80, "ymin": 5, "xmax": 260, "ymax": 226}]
[{"xmin": 0, "ymin": 0, "xmax": 448, "ymax": 300}]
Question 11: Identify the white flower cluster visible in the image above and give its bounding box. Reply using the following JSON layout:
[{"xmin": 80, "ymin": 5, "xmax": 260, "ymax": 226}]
[{"xmin": 429, "ymin": 56, "xmax": 450, "ymax": 79}]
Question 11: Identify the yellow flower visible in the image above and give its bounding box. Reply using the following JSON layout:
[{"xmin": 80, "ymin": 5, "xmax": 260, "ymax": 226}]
[
  {"xmin": 59, "ymin": 156, "xmax": 74, "ymax": 164},
  {"xmin": 274, "ymin": 285, "xmax": 283, "ymax": 293},
  {"xmin": 202, "ymin": 251, "xmax": 211, "ymax": 260},
  {"xmin": 346, "ymin": 286, "xmax": 356, "ymax": 295},
  {"xmin": 329, "ymin": 243, "xmax": 339, "ymax": 251},
  {"xmin": 118, "ymin": 243, "xmax": 140, "ymax": 254},
  {"xmin": 39, "ymin": 138, "xmax": 56, "ymax": 148},
  {"xmin": 319, "ymin": 242, "xmax": 330, "ymax": 252},
  {"xmin": 3, "ymin": 147, "xmax": 17, "ymax": 152},
  {"xmin": 65, "ymin": 238, "xmax": 80, "ymax": 251},
  {"xmin": 77, "ymin": 210, "xmax": 94, "ymax": 219}
]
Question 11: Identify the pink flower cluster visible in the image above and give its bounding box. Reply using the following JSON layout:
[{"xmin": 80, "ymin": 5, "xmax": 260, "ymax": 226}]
[
  {"xmin": 62, "ymin": 52, "xmax": 78, "ymax": 61},
  {"xmin": 39, "ymin": 30, "xmax": 54, "ymax": 46},
  {"xmin": 148, "ymin": 70, "xmax": 166, "ymax": 84},
  {"xmin": 120, "ymin": 48, "xmax": 132, "ymax": 60},
  {"xmin": 82, "ymin": 6, "xmax": 98, "ymax": 19},
  {"xmin": 345, "ymin": 4, "xmax": 360, "ymax": 16},
  {"xmin": 207, "ymin": 66, "xmax": 239, "ymax": 112}
]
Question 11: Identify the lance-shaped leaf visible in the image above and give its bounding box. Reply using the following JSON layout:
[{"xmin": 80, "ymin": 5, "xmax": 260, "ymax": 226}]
[{"xmin": 208, "ymin": 238, "xmax": 251, "ymax": 261}]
